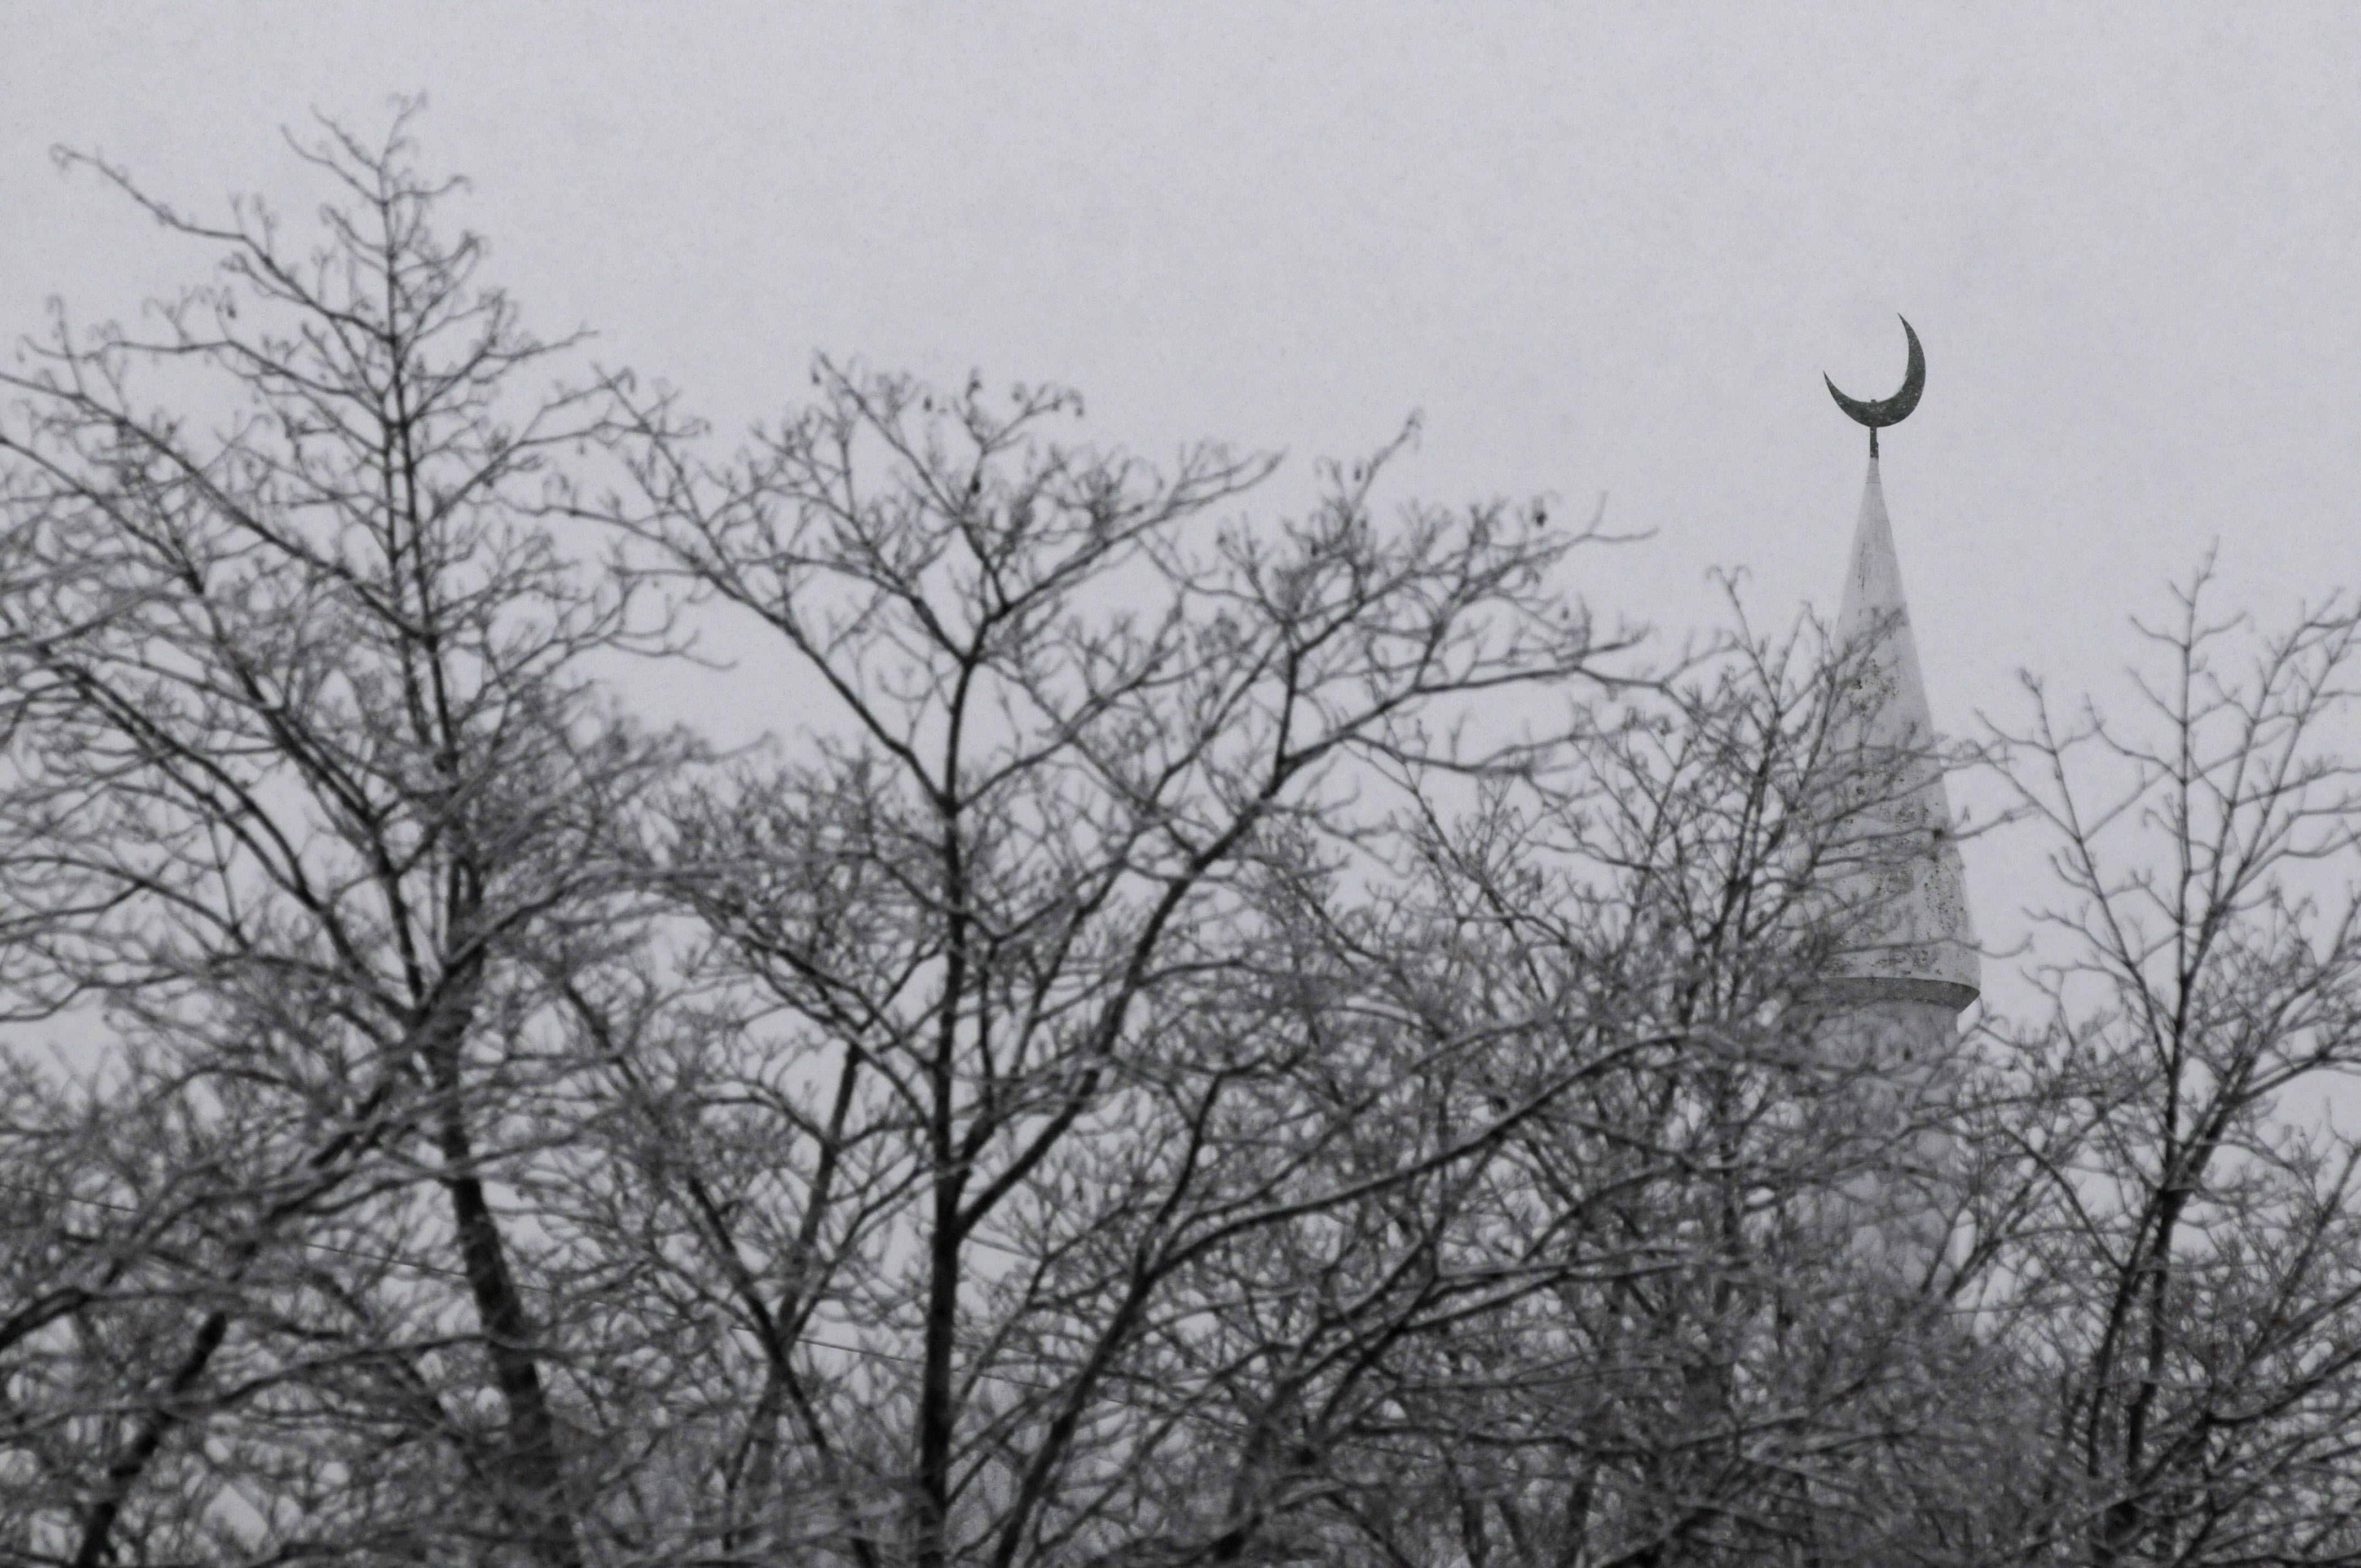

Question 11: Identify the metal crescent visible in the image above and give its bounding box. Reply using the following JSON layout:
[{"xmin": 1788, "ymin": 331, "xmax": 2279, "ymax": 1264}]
[{"xmin": 1824, "ymin": 315, "xmax": 1925, "ymax": 429}]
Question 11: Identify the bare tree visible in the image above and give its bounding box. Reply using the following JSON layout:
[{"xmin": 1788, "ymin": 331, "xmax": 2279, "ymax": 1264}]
[
  {"xmin": 1980, "ymin": 567, "xmax": 2361, "ymax": 1567},
  {"xmin": 560, "ymin": 366, "xmax": 1646, "ymax": 1566},
  {"xmin": 0, "ymin": 106, "xmax": 675, "ymax": 1566},
  {"xmin": 15, "ymin": 107, "xmax": 2361, "ymax": 1568},
  {"xmin": 1242, "ymin": 607, "xmax": 2049, "ymax": 1568}
]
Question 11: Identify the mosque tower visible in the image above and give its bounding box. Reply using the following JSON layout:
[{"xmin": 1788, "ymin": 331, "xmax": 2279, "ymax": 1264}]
[
  {"xmin": 1824, "ymin": 451, "xmax": 1978, "ymax": 1033},
  {"xmin": 1819, "ymin": 319, "xmax": 1979, "ymax": 1267}
]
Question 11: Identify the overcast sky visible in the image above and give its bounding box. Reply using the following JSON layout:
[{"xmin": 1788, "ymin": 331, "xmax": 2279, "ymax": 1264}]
[{"xmin": 8, "ymin": 3, "xmax": 2359, "ymax": 1009}]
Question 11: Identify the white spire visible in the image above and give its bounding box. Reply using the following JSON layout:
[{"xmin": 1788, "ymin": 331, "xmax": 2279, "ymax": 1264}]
[{"xmin": 1826, "ymin": 455, "xmax": 1979, "ymax": 1012}]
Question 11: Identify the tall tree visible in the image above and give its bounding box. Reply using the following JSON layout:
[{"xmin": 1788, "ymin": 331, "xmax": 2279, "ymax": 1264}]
[
  {"xmin": 1985, "ymin": 568, "xmax": 2361, "ymax": 1567},
  {"xmin": 16, "ymin": 108, "xmax": 2361, "ymax": 1568},
  {"xmin": 0, "ymin": 106, "xmax": 673, "ymax": 1566},
  {"xmin": 573, "ymin": 367, "xmax": 1638, "ymax": 1566},
  {"xmin": 1268, "ymin": 611, "xmax": 2037, "ymax": 1568}
]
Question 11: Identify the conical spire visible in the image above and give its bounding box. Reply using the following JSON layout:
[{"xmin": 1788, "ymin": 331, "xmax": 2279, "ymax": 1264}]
[{"xmin": 1826, "ymin": 455, "xmax": 1979, "ymax": 1011}]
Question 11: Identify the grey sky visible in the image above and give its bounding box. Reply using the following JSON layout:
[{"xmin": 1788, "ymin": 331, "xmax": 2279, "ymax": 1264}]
[{"xmin": 8, "ymin": 2, "xmax": 2358, "ymax": 1004}]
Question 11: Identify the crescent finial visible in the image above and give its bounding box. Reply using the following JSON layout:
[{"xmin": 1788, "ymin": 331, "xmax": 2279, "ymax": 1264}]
[{"xmin": 1825, "ymin": 315, "xmax": 1925, "ymax": 458}]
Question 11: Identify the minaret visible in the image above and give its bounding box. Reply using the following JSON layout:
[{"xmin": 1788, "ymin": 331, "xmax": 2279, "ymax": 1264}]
[
  {"xmin": 1818, "ymin": 317, "xmax": 1977, "ymax": 1272},
  {"xmin": 1825, "ymin": 451, "xmax": 1979, "ymax": 1024},
  {"xmin": 1821, "ymin": 451, "xmax": 1979, "ymax": 1271}
]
